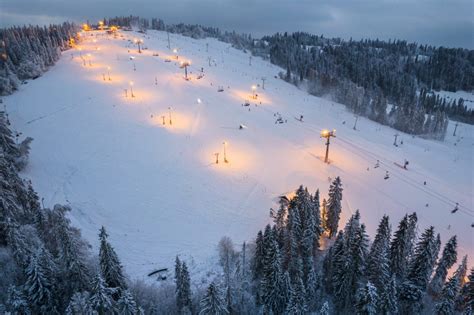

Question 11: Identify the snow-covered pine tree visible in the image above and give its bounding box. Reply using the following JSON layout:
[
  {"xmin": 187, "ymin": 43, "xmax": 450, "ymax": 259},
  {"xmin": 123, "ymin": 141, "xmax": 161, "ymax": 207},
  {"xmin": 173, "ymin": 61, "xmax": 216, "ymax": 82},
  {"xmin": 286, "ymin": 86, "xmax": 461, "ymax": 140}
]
[
  {"xmin": 260, "ymin": 224, "xmax": 287, "ymax": 314},
  {"xmin": 429, "ymin": 235, "xmax": 458, "ymax": 297},
  {"xmin": 333, "ymin": 212, "xmax": 369, "ymax": 311},
  {"xmin": 326, "ymin": 177, "xmax": 343, "ymax": 238},
  {"xmin": 322, "ymin": 230, "xmax": 344, "ymax": 293},
  {"xmin": 251, "ymin": 230, "xmax": 264, "ymax": 282},
  {"xmin": 390, "ymin": 212, "xmax": 417, "ymax": 281},
  {"xmin": 355, "ymin": 281, "xmax": 378, "ymax": 315},
  {"xmin": 287, "ymin": 204, "xmax": 303, "ymax": 277},
  {"xmin": 455, "ymin": 259, "xmax": 471, "ymax": 313},
  {"xmin": 199, "ymin": 282, "xmax": 228, "ymax": 315},
  {"xmin": 365, "ymin": 215, "xmax": 391, "ymax": 311},
  {"xmin": 435, "ymin": 273, "xmax": 461, "ymax": 315},
  {"xmin": 6, "ymin": 285, "xmax": 30, "ymax": 315},
  {"xmin": 399, "ymin": 226, "xmax": 440, "ymax": 313},
  {"xmin": 66, "ymin": 292, "xmax": 93, "ymax": 315},
  {"xmin": 286, "ymin": 274, "xmax": 307, "ymax": 315},
  {"xmin": 305, "ymin": 264, "xmax": 320, "ymax": 311},
  {"xmin": 436, "ymin": 257, "xmax": 468, "ymax": 315},
  {"xmin": 311, "ymin": 189, "xmax": 323, "ymax": 255},
  {"xmin": 178, "ymin": 261, "xmax": 192, "ymax": 313},
  {"xmin": 89, "ymin": 273, "xmax": 116, "ymax": 315},
  {"xmin": 407, "ymin": 226, "xmax": 440, "ymax": 289},
  {"xmin": 56, "ymin": 208, "xmax": 91, "ymax": 297},
  {"xmin": 378, "ymin": 275, "xmax": 398, "ymax": 315},
  {"xmin": 117, "ymin": 290, "xmax": 137, "ymax": 315},
  {"xmin": 99, "ymin": 226, "xmax": 127, "ymax": 291},
  {"xmin": 24, "ymin": 247, "xmax": 56, "ymax": 313},
  {"xmin": 319, "ymin": 301, "xmax": 330, "ymax": 315}
]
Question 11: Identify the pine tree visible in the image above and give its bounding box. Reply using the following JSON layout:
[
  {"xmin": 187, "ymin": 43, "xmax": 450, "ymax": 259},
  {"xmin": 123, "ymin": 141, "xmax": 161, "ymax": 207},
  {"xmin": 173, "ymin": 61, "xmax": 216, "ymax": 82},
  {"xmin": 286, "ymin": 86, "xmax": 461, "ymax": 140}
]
[
  {"xmin": 356, "ymin": 281, "xmax": 378, "ymax": 315},
  {"xmin": 429, "ymin": 235, "xmax": 458, "ymax": 297},
  {"xmin": 99, "ymin": 226, "xmax": 127, "ymax": 291},
  {"xmin": 390, "ymin": 213, "xmax": 417, "ymax": 281},
  {"xmin": 333, "ymin": 212, "xmax": 369, "ymax": 311},
  {"xmin": 89, "ymin": 273, "xmax": 115, "ymax": 315},
  {"xmin": 407, "ymin": 226, "xmax": 440, "ymax": 289},
  {"xmin": 178, "ymin": 261, "xmax": 192, "ymax": 313},
  {"xmin": 399, "ymin": 226, "xmax": 440, "ymax": 313},
  {"xmin": 6, "ymin": 285, "xmax": 31, "ymax": 315},
  {"xmin": 251, "ymin": 230, "xmax": 264, "ymax": 282},
  {"xmin": 455, "ymin": 259, "xmax": 471, "ymax": 312},
  {"xmin": 117, "ymin": 290, "xmax": 137, "ymax": 315},
  {"xmin": 326, "ymin": 177, "xmax": 343, "ymax": 238},
  {"xmin": 57, "ymin": 212, "xmax": 91, "ymax": 296},
  {"xmin": 366, "ymin": 215, "xmax": 392, "ymax": 312},
  {"xmin": 286, "ymin": 274, "xmax": 307, "ymax": 315},
  {"xmin": 24, "ymin": 248, "xmax": 55, "ymax": 313},
  {"xmin": 461, "ymin": 268, "xmax": 474, "ymax": 313},
  {"xmin": 435, "ymin": 274, "xmax": 460, "ymax": 315},
  {"xmin": 378, "ymin": 276, "xmax": 398, "ymax": 315},
  {"xmin": 323, "ymin": 230, "xmax": 344, "ymax": 293},
  {"xmin": 319, "ymin": 301, "xmax": 330, "ymax": 315},
  {"xmin": 199, "ymin": 282, "xmax": 228, "ymax": 315},
  {"xmin": 305, "ymin": 264, "xmax": 320, "ymax": 311},
  {"xmin": 260, "ymin": 225, "xmax": 286, "ymax": 314},
  {"xmin": 66, "ymin": 292, "xmax": 93, "ymax": 315}
]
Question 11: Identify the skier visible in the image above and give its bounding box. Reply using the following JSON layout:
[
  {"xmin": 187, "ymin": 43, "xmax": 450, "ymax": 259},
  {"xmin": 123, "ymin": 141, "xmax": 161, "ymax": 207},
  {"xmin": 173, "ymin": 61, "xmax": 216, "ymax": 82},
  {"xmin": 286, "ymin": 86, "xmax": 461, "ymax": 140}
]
[
  {"xmin": 384, "ymin": 171, "xmax": 390, "ymax": 180},
  {"xmin": 403, "ymin": 160, "xmax": 409, "ymax": 169},
  {"xmin": 299, "ymin": 115, "xmax": 304, "ymax": 122},
  {"xmin": 451, "ymin": 203, "xmax": 459, "ymax": 214},
  {"xmin": 374, "ymin": 160, "xmax": 380, "ymax": 168}
]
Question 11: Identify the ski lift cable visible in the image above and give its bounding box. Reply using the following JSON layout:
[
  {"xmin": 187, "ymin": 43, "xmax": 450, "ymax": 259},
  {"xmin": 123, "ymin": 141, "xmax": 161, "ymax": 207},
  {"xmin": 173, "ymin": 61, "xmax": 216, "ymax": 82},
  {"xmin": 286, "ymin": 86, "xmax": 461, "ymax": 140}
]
[
  {"xmin": 295, "ymin": 119, "xmax": 472, "ymax": 215},
  {"xmin": 335, "ymin": 137, "xmax": 474, "ymax": 217},
  {"xmin": 298, "ymin": 117, "xmax": 471, "ymax": 214},
  {"xmin": 336, "ymin": 136, "xmax": 474, "ymax": 214}
]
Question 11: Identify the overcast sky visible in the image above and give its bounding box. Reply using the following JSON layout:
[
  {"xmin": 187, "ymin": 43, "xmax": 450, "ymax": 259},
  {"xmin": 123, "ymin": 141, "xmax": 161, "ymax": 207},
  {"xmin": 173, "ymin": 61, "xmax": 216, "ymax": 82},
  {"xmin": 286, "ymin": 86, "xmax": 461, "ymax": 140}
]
[{"xmin": 1, "ymin": 0, "xmax": 472, "ymax": 48}]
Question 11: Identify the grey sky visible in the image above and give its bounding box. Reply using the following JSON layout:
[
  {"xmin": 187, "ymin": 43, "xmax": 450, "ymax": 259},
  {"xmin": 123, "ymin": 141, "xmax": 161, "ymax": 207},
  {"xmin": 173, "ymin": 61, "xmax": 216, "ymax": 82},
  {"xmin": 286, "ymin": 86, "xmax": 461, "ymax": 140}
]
[{"xmin": 0, "ymin": 0, "xmax": 472, "ymax": 48}]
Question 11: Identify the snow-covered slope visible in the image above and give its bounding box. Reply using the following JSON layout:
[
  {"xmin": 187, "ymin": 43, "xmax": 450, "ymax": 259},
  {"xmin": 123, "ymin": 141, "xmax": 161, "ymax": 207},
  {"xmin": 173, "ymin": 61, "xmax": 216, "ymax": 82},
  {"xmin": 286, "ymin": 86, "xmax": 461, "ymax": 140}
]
[{"xmin": 5, "ymin": 30, "xmax": 473, "ymax": 280}]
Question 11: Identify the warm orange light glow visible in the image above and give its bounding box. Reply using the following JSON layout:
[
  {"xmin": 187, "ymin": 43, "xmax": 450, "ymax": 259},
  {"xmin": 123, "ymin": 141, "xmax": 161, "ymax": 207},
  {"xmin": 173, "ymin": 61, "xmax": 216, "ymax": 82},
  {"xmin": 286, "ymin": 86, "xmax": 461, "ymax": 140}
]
[{"xmin": 129, "ymin": 81, "xmax": 134, "ymax": 86}]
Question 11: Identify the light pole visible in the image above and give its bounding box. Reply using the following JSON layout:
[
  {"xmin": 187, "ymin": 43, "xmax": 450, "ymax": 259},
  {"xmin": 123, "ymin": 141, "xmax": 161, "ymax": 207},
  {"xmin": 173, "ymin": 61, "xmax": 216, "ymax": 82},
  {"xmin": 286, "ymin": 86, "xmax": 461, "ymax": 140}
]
[
  {"xmin": 393, "ymin": 133, "xmax": 399, "ymax": 146},
  {"xmin": 180, "ymin": 61, "xmax": 190, "ymax": 80},
  {"xmin": 129, "ymin": 81, "xmax": 135, "ymax": 98},
  {"xmin": 321, "ymin": 129, "xmax": 336, "ymax": 164},
  {"xmin": 134, "ymin": 38, "xmax": 143, "ymax": 53},
  {"xmin": 353, "ymin": 115, "xmax": 359, "ymax": 130},
  {"xmin": 223, "ymin": 141, "xmax": 228, "ymax": 163},
  {"xmin": 251, "ymin": 85, "xmax": 257, "ymax": 99},
  {"xmin": 168, "ymin": 107, "xmax": 173, "ymax": 125},
  {"xmin": 107, "ymin": 66, "xmax": 111, "ymax": 80},
  {"xmin": 173, "ymin": 48, "xmax": 178, "ymax": 60}
]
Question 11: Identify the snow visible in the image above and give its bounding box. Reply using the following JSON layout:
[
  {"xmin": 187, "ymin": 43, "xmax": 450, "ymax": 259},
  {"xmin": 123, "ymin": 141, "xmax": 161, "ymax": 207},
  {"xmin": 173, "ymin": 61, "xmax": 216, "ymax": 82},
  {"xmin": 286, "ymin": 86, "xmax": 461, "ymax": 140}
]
[{"xmin": 4, "ymin": 30, "xmax": 473, "ymax": 281}]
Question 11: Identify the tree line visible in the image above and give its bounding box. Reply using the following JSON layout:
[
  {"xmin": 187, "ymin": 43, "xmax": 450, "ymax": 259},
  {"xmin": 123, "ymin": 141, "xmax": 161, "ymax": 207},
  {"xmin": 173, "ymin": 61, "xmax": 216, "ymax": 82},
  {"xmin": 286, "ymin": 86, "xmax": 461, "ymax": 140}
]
[
  {"xmin": 0, "ymin": 23, "xmax": 77, "ymax": 96},
  {"xmin": 106, "ymin": 16, "xmax": 474, "ymax": 139}
]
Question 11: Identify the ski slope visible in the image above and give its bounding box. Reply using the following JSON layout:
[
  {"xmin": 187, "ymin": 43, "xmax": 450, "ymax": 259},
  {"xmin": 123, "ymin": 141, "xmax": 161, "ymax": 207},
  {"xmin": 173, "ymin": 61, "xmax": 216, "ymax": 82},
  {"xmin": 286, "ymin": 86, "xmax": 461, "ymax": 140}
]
[{"xmin": 5, "ymin": 30, "xmax": 473, "ymax": 280}]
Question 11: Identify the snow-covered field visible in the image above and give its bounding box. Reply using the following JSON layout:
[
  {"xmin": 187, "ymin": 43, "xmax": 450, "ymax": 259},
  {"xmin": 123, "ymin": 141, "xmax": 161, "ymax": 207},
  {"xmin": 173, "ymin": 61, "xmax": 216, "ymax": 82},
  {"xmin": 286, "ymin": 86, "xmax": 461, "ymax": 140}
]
[{"xmin": 4, "ymin": 30, "xmax": 473, "ymax": 281}]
